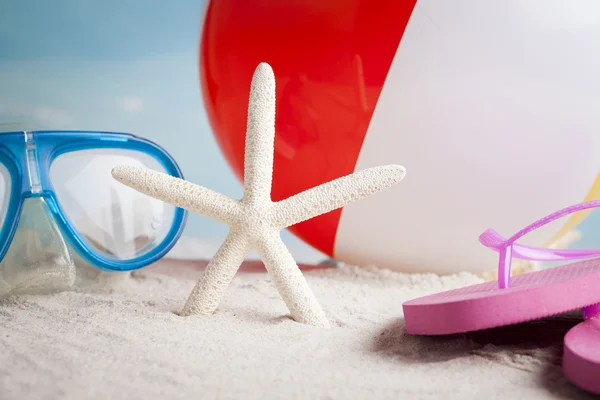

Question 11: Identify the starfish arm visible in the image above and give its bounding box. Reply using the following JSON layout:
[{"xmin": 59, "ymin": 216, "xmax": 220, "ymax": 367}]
[
  {"xmin": 242, "ymin": 63, "xmax": 276, "ymax": 205},
  {"xmin": 112, "ymin": 165, "xmax": 240, "ymax": 225},
  {"xmin": 271, "ymin": 164, "xmax": 406, "ymax": 228},
  {"xmin": 257, "ymin": 232, "xmax": 329, "ymax": 327},
  {"xmin": 180, "ymin": 230, "xmax": 249, "ymax": 316}
]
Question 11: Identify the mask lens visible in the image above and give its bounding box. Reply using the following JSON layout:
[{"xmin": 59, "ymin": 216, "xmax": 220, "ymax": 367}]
[
  {"xmin": 0, "ymin": 162, "xmax": 12, "ymax": 232},
  {"xmin": 50, "ymin": 149, "xmax": 176, "ymax": 260}
]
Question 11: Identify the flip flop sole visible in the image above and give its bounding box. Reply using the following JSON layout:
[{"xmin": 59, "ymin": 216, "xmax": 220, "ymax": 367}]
[
  {"xmin": 563, "ymin": 316, "xmax": 600, "ymax": 394},
  {"xmin": 403, "ymin": 259, "xmax": 600, "ymax": 335}
]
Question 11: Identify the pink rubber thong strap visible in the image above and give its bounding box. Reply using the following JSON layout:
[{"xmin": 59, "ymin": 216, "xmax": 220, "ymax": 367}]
[{"xmin": 479, "ymin": 200, "xmax": 600, "ymax": 289}]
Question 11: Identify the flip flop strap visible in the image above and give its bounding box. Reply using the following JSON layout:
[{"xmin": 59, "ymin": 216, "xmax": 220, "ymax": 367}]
[{"xmin": 479, "ymin": 200, "xmax": 600, "ymax": 289}]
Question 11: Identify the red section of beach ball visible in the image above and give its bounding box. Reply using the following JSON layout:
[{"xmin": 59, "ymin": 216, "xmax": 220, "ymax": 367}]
[{"xmin": 199, "ymin": 0, "xmax": 417, "ymax": 256}]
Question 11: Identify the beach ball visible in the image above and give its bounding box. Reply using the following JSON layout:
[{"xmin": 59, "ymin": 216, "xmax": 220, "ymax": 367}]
[{"xmin": 199, "ymin": 0, "xmax": 600, "ymax": 274}]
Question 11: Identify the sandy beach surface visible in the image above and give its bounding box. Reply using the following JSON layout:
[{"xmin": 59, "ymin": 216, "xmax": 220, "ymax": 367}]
[{"xmin": 0, "ymin": 259, "xmax": 594, "ymax": 399}]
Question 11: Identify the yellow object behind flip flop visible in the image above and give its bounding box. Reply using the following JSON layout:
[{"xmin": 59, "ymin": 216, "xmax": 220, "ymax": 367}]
[{"xmin": 548, "ymin": 172, "xmax": 600, "ymax": 246}]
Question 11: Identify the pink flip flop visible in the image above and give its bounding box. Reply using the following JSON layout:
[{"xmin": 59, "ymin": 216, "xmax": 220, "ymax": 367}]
[{"xmin": 403, "ymin": 200, "xmax": 600, "ymax": 394}]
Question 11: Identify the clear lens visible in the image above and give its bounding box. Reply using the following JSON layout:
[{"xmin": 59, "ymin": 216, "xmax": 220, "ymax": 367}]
[
  {"xmin": 0, "ymin": 162, "xmax": 11, "ymax": 232},
  {"xmin": 50, "ymin": 149, "xmax": 176, "ymax": 260}
]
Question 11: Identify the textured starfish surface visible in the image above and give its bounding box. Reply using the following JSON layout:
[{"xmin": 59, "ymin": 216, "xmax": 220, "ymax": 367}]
[{"xmin": 111, "ymin": 63, "xmax": 406, "ymax": 327}]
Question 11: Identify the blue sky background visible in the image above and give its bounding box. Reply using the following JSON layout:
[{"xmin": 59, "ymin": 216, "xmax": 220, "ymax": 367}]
[
  {"xmin": 0, "ymin": 0, "xmax": 325, "ymax": 262},
  {"xmin": 0, "ymin": 0, "xmax": 598, "ymax": 264}
]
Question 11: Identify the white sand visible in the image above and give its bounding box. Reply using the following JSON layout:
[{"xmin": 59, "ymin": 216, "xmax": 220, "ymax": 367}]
[{"xmin": 0, "ymin": 260, "xmax": 594, "ymax": 399}]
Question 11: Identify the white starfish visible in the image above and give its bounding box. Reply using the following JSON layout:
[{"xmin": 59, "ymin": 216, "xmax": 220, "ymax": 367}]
[{"xmin": 111, "ymin": 63, "xmax": 406, "ymax": 327}]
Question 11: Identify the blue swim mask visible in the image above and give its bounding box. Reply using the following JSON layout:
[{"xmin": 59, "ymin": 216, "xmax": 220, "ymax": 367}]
[{"xmin": 0, "ymin": 130, "xmax": 186, "ymax": 296}]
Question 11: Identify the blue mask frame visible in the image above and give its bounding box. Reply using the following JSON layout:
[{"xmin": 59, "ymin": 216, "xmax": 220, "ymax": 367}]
[{"xmin": 0, "ymin": 130, "xmax": 187, "ymax": 271}]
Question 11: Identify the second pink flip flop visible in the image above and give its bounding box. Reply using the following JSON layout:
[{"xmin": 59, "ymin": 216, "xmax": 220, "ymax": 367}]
[{"xmin": 403, "ymin": 200, "xmax": 600, "ymax": 395}]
